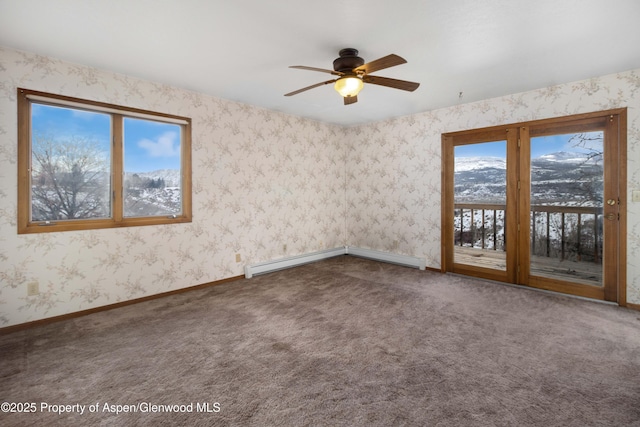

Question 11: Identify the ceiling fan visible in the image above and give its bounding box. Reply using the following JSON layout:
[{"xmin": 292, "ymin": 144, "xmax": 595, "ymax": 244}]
[{"xmin": 284, "ymin": 48, "xmax": 420, "ymax": 105}]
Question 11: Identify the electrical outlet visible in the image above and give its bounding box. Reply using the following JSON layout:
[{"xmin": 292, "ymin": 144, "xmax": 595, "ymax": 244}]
[
  {"xmin": 235, "ymin": 253, "xmax": 241, "ymax": 263},
  {"xmin": 27, "ymin": 281, "xmax": 39, "ymax": 296},
  {"xmin": 633, "ymin": 190, "xmax": 640, "ymax": 202}
]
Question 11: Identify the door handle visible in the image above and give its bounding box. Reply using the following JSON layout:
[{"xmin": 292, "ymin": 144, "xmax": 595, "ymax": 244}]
[
  {"xmin": 605, "ymin": 213, "xmax": 617, "ymax": 221},
  {"xmin": 607, "ymin": 199, "xmax": 617, "ymax": 206}
]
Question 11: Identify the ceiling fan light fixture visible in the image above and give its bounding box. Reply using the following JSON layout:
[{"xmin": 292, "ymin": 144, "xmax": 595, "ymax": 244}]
[
  {"xmin": 334, "ymin": 76, "xmax": 363, "ymax": 98},
  {"xmin": 285, "ymin": 49, "xmax": 419, "ymax": 104}
]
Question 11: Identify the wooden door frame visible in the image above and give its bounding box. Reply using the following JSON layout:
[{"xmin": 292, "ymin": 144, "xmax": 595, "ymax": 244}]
[
  {"xmin": 441, "ymin": 127, "xmax": 518, "ymax": 284},
  {"xmin": 441, "ymin": 109, "xmax": 627, "ymax": 306}
]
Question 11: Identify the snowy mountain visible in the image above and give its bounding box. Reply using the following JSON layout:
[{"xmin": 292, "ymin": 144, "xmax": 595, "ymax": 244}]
[
  {"xmin": 536, "ymin": 151, "xmax": 601, "ymax": 164},
  {"xmin": 453, "ymin": 151, "xmax": 604, "ymax": 256},
  {"xmin": 454, "ymin": 156, "xmax": 506, "ymax": 172},
  {"xmin": 125, "ymin": 169, "xmax": 181, "ymax": 187},
  {"xmin": 455, "ymin": 151, "xmax": 603, "ymax": 205}
]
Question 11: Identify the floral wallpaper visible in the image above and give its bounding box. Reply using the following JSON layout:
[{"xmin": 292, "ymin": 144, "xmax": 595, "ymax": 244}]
[
  {"xmin": 345, "ymin": 70, "xmax": 640, "ymax": 304},
  {"xmin": 0, "ymin": 45, "xmax": 638, "ymax": 328},
  {"xmin": 0, "ymin": 47, "xmax": 347, "ymax": 327}
]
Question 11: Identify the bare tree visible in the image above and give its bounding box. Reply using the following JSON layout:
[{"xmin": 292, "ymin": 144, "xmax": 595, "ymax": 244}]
[
  {"xmin": 569, "ymin": 132, "xmax": 604, "ymax": 205},
  {"xmin": 31, "ymin": 134, "xmax": 110, "ymax": 220},
  {"xmin": 569, "ymin": 132, "xmax": 604, "ymax": 164}
]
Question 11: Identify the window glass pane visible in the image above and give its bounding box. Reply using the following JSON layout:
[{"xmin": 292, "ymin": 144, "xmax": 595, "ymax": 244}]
[
  {"xmin": 453, "ymin": 140, "xmax": 507, "ymax": 271},
  {"xmin": 30, "ymin": 103, "xmax": 111, "ymax": 221},
  {"xmin": 123, "ymin": 117, "xmax": 182, "ymax": 218},
  {"xmin": 529, "ymin": 131, "xmax": 604, "ymax": 286}
]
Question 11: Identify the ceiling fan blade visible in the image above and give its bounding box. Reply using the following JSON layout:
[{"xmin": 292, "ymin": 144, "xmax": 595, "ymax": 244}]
[
  {"xmin": 363, "ymin": 75, "xmax": 420, "ymax": 92},
  {"xmin": 289, "ymin": 66, "xmax": 343, "ymax": 76},
  {"xmin": 344, "ymin": 95, "xmax": 358, "ymax": 105},
  {"xmin": 354, "ymin": 54, "xmax": 406, "ymax": 74},
  {"xmin": 284, "ymin": 79, "xmax": 336, "ymax": 97}
]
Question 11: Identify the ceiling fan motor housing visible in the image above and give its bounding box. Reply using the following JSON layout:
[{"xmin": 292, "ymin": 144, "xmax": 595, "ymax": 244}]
[{"xmin": 333, "ymin": 48, "xmax": 364, "ymax": 73}]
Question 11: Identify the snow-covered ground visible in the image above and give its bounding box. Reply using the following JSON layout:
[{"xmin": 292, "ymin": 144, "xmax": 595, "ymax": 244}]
[{"xmin": 454, "ymin": 152, "xmax": 603, "ymax": 259}]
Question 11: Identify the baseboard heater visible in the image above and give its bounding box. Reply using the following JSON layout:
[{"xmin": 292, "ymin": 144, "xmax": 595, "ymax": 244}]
[
  {"xmin": 345, "ymin": 246, "xmax": 427, "ymax": 271},
  {"xmin": 244, "ymin": 246, "xmax": 426, "ymax": 278}
]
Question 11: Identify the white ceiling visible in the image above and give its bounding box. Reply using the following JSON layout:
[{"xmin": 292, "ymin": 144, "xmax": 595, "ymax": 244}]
[{"xmin": 1, "ymin": 0, "xmax": 640, "ymax": 126}]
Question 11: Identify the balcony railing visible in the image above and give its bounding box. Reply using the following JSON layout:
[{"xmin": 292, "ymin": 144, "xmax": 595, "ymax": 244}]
[{"xmin": 454, "ymin": 203, "xmax": 603, "ymax": 263}]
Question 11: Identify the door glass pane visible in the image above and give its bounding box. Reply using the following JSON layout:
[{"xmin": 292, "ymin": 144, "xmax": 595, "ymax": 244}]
[
  {"xmin": 530, "ymin": 132, "xmax": 604, "ymax": 286},
  {"xmin": 454, "ymin": 141, "xmax": 507, "ymax": 270},
  {"xmin": 123, "ymin": 117, "xmax": 182, "ymax": 218},
  {"xmin": 30, "ymin": 104, "xmax": 111, "ymax": 221}
]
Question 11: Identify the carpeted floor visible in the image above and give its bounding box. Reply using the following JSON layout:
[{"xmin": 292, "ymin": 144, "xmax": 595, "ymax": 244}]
[{"xmin": 1, "ymin": 255, "xmax": 639, "ymax": 426}]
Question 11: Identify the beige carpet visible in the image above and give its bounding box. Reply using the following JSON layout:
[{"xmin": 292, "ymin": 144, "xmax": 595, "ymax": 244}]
[{"xmin": 1, "ymin": 256, "xmax": 639, "ymax": 426}]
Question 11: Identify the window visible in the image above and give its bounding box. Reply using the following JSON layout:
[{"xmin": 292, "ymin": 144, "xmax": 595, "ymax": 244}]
[{"xmin": 17, "ymin": 88, "xmax": 192, "ymax": 233}]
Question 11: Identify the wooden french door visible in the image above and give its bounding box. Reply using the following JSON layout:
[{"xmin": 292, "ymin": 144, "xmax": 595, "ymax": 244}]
[{"xmin": 442, "ymin": 110, "xmax": 626, "ymax": 303}]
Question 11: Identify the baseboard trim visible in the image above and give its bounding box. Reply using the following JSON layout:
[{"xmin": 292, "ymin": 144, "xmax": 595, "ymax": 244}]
[
  {"xmin": 627, "ymin": 302, "xmax": 640, "ymax": 312},
  {"xmin": 0, "ymin": 275, "xmax": 244, "ymax": 336},
  {"xmin": 346, "ymin": 246, "xmax": 427, "ymax": 270},
  {"xmin": 244, "ymin": 247, "xmax": 345, "ymax": 278}
]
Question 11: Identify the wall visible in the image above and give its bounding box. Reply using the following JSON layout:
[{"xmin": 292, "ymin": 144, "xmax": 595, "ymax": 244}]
[
  {"xmin": 1, "ymin": 46, "xmax": 638, "ymax": 329},
  {"xmin": 345, "ymin": 69, "xmax": 640, "ymax": 304},
  {"xmin": 0, "ymin": 47, "xmax": 347, "ymax": 327}
]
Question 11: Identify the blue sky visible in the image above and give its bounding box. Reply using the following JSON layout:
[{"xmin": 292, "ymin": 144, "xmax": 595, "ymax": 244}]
[
  {"xmin": 123, "ymin": 118, "xmax": 181, "ymax": 172},
  {"xmin": 455, "ymin": 133, "xmax": 603, "ymax": 158},
  {"xmin": 32, "ymin": 104, "xmax": 181, "ymax": 173}
]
